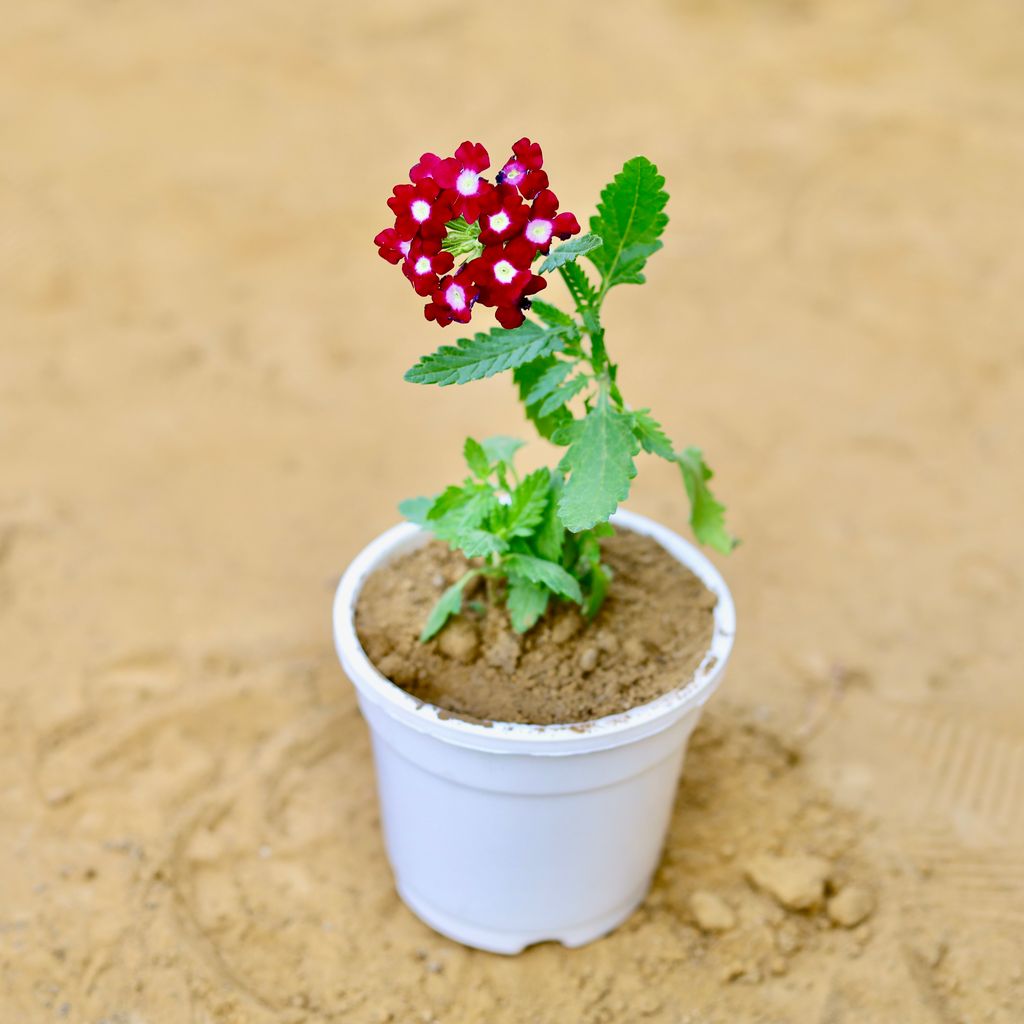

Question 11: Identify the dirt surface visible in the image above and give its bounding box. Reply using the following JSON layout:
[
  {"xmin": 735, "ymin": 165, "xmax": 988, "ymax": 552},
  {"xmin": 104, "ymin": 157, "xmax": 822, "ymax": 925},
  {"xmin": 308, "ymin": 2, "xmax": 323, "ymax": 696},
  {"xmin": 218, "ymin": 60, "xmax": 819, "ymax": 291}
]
[
  {"xmin": 355, "ymin": 531, "xmax": 716, "ymax": 724},
  {"xmin": 3, "ymin": 0, "xmax": 1024, "ymax": 1021}
]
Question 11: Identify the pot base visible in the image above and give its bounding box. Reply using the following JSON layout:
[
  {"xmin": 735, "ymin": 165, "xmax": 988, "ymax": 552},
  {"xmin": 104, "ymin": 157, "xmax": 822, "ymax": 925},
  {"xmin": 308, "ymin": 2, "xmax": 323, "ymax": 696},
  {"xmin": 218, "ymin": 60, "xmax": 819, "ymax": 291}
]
[{"xmin": 396, "ymin": 877, "xmax": 650, "ymax": 955}]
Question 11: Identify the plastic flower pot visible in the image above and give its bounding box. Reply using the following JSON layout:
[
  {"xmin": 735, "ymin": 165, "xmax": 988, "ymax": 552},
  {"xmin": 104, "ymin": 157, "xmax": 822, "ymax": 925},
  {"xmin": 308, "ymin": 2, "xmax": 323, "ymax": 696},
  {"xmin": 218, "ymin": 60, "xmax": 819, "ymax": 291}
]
[{"xmin": 332, "ymin": 508, "xmax": 736, "ymax": 954}]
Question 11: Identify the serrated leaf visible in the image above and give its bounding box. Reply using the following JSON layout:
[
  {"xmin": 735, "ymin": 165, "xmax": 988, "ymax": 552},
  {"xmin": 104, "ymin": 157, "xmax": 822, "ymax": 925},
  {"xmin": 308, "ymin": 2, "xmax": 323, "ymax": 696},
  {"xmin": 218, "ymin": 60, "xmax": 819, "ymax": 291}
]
[
  {"xmin": 463, "ymin": 437, "xmax": 490, "ymax": 479},
  {"xmin": 398, "ymin": 495, "xmax": 433, "ymax": 525},
  {"xmin": 452, "ymin": 529, "xmax": 508, "ymax": 558},
  {"xmin": 514, "ymin": 358, "xmax": 574, "ymax": 441},
  {"xmin": 677, "ymin": 446, "xmax": 735, "ymax": 554},
  {"xmin": 530, "ymin": 300, "xmax": 576, "ymax": 327},
  {"xmin": 557, "ymin": 393, "xmax": 639, "ymax": 533},
  {"xmin": 587, "ymin": 156, "xmax": 669, "ymax": 289},
  {"xmin": 613, "ymin": 240, "xmax": 663, "ymax": 285},
  {"xmin": 404, "ymin": 322, "xmax": 570, "ymax": 387},
  {"xmin": 536, "ymin": 375, "xmax": 587, "ymax": 418},
  {"xmin": 502, "ymin": 553, "xmax": 583, "ymax": 603},
  {"xmin": 426, "ymin": 485, "xmax": 500, "ymax": 551},
  {"xmin": 506, "ymin": 576, "xmax": 550, "ymax": 633},
  {"xmin": 480, "ymin": 435, "xmax": 524, "ymax": 466},
  {"xmin": 558, "ymin": 260, "xmax": 598, "ymax": 311},
  {"xmin": 524, "ymin": 360, "xmax": 573, "ymax": 407},
  {"xmin": 505, "ymin": 469, "xmax": 550, "ymax": 539},
  {"xmin": 427, "ymin": 484, "xmax": 485, "ymax": 523},
  {"xmin": 632, "ymin": 409, "xmax": 676, "ymax": 460},
  {"xmin": 420, "ymin": 570, "xmax": 478, "ymax": 642},
  {"xmin": 538, "ymin": 233, "xmax": 603, "ymax": 274}
]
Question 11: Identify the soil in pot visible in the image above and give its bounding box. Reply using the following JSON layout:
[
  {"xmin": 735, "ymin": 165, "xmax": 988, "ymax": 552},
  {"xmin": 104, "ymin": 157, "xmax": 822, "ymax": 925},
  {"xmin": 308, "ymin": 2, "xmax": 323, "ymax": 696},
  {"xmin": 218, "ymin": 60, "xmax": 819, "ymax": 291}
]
[{"xmin": 354, "ymin": 529, "xmax": 717, "ymax": 725}]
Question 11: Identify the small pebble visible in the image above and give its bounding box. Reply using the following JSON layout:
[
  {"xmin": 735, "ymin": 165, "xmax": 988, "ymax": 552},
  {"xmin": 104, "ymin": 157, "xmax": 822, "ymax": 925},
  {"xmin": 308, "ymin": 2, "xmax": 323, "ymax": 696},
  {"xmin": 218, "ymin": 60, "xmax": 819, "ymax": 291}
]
[
  {"xmin": 689, "ymin": 890, "xmax": 736, "ymax": 933},
  {"xmin": 438, "ymin": 620, "xmax": 479, "ymax": 664},
  {"xmin": 827, "ymin": 885, "xmax": 875, "ymax": 928},
  {"xmin": 578, "ymin": 646, "xmax": 599, "ymax": 673},
  {"xmin": 551, "ymin": 614, "xmax": 581, "ymax": 644},
  {"xmin": 623, "ymin": 637, "xmax": 646, "ymax": 664},
  {"xmin": 745, "ymin": 854, "xmax": 831, "ymax": 911}
]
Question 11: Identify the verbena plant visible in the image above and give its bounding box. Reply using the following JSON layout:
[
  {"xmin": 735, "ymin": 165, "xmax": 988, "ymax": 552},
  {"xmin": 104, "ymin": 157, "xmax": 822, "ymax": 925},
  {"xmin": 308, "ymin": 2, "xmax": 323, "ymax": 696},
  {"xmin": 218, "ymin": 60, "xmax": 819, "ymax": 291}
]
[{"xmin": 374, "ymin": 139, "xmax": 734, "ymax": 640}]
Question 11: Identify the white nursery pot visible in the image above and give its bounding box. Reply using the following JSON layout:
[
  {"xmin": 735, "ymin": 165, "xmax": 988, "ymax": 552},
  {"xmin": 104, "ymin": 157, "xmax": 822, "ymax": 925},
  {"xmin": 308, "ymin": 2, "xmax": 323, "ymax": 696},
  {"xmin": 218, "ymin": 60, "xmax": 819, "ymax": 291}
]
[{"xmin": 332, "ymin": 508, "xmax": 736, "ymax": 955}]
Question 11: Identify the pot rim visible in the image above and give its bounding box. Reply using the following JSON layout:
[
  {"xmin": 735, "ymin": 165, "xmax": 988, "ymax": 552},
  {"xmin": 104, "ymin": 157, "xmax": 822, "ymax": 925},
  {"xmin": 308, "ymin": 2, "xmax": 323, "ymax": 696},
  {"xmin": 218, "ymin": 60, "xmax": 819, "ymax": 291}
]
[{"xmin": 333, "ymin": 508, "xmax": 736, "ymax": 755}]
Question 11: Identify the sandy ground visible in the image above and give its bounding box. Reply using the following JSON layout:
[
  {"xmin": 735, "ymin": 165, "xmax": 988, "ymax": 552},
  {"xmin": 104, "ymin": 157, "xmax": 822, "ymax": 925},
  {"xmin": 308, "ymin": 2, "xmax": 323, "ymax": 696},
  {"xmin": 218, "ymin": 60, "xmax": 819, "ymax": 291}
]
[{"xmin": 2, "ymin": 0, "xmax": 1023, "ymax": 1020}]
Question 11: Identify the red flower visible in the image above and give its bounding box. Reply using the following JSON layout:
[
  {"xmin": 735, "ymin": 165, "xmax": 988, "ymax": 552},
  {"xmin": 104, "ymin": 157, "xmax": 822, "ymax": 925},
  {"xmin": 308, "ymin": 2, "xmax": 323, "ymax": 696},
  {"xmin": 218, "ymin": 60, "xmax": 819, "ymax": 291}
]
[
  {"xmin": 494, "ymin": 275, "xmax": 546, "ymax": 329},
  {"xmin": 477, "ymin": 184, "xmax": 529, "ymax": 246},
  {"xmin": 424, "ymin": 268, "xmax": 478, "ymax": 327},
  {"xmin": 521, "ymin": 189, "xmax": 580, "ymax": 254},
  {"xmin": 498, "ymin": 137, "xmax": 549, "ymax": 200},
  {"xmin": 402, "ymin": 238, "xmax": 455, "ymax": 297},
  {"xmin": 387, "ymin": 180, "xmax": 453, "ymax": 240},
  {"xmin": 373, "ymin": 226, "xmax": 413, "ymax": 265},
  {"xmin": 441, "ymin": 141, "xmax": 493, "ymax": 223},
  {"xmin": 469, "ymin": 237, "xmax": 539, "ymax": 308},
  {"xmin": 409, "ymin": 151, "xmax": 459, "ymax": 186},
  {"xmin": 376, "ymin": 137, "xmax": 578, "ymax": 329}
]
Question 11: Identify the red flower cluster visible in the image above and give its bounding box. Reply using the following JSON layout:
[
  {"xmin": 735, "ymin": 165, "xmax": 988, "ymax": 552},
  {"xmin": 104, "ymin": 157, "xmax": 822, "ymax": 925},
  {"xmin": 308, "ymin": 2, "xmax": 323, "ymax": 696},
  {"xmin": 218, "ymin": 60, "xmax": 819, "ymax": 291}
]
[{"xmin": 374, "ymin": 139, "xmax": 580, "ymax": 329}]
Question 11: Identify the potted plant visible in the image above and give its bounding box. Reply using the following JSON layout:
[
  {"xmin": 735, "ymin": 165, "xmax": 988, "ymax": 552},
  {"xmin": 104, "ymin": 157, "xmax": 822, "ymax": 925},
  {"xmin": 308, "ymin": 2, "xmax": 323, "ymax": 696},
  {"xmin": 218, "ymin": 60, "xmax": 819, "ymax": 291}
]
[{"xmin": 333, "ymin": 139, "xmax": 737, "ymax": 954}]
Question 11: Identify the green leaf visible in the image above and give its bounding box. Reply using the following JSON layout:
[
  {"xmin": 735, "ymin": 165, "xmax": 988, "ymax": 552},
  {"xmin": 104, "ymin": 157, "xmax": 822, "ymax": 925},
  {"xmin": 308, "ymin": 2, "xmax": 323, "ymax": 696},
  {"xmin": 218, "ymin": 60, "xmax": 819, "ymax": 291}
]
[
  {"xmin": 558, "ymin": 260, "xmax": 598, "ymax": 311},
  {"xmin": 427, "ymin": 484, "xmax": 487, "ymax": 523},
  {"xmin": 533, "ymin": 474, "xmax": 565, "ymax": 562},
  {"xmin": 524, "ymin": 360, "xmax": 572, "ymax": 407},
  {"xmin": 582, "ymin": 562, "xmax": 611, "ymax": 620},
  {"xmin": 557, "ymin": 392, "xmax": 640, "ymax": 533},
  {"xmin": 514, "ymin": 358, "xmax": 574, "ymax": 441},
  {"xmin": 452, "ymin": 529, "xmax": 508, "ymax": 559},
  {"xmin": 463, "ymin": 437, "xmax": 490, "ymax": 479},
  {"xmin": 632, "ymin": 409, "xmax": 676, "ymax": 460},
  {"xmin": 677, "ymin": 446, "xmax": 735, "ymax": 554},
  {"xmin": 536, "ymin": 375, "xmax": 587, "ymax": 418},
  {"xmin": 587, "ymin": 156, "xmax": 669, "ymax": 289},
  {"xmin": 398, "ymin": 495, "xmax": 433, "ymax": 525},
  {"xmin": 420, "ymin": 570, "xmax": 479, "ymax": 642},
  {"xmin": 530, "ymin": 300, "xmax": 576, "ymax": 328},
  {"xmin": 576, "ymin": 529, "xmax": 603, "ymax": 571},
  {"xmin": 480, "ymin": 435, "xmax": 525, "ymax": 466},
  {"xmin": 404, "ymin": 321, "xmax": 571, "ymax": 387},
  {"xmin": 426, "ymin": 485, "xmax": 500, "ymax": 551},
  {"xmin": 506, "ymin": 576, "xmax": 550, "ymax": 633},
  {"xmin": 440, "ymin": 217, "xmax": 484, "ymax": 260},
  {"xmin": 423, "ymin": 481, "xmax": 511, "ymax": 558},
  {"xmin": 538, "ymin": 233, "xmax": 603, "ymax": 274},
  {"xmin": 612, "ymin": 241, "xmax": 663, "ymax": 285},
  {"xmin": 502, "ymin": 553, "xmax": 583, "ymax": 603},
  {"xmin": 505, "ymin": 469, "xmax": 550, "ymax": 538}
]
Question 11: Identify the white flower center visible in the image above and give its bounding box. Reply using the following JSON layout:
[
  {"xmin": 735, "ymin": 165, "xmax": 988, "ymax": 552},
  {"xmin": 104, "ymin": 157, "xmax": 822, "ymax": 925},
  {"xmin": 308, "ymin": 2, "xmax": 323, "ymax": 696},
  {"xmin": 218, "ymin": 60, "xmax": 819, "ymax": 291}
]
[
  {"xmin": 493, "ymin": 260, "xmax": 517, "ymax": 285},
  {"xmin": 456, "ymin": 169, "xmax": 480, "ymax": 196},
  {"xmin": 488, "ymin": 211, "xmax": 511, "ymax": 233},
  {"xmin": 504, "ymin": 163, "xmax": 523, "ymax": 183},
  {"xmin": 410, "ymin": 199, "xmax": 431, "ymax": 222},
  {"xmin": 399, "ymin": 240, "xmax": 411, "ymax": 256},
  {"xmin": 526, "ymin": 219, "xmax": 553, "ymax": 245},
  {"xmin": 414, "ymin": 256, "xmax": 432, "ymax": 275},
  {"xmin": 445, "ymin": 283, "xmax": 466, "ymax": 311}
]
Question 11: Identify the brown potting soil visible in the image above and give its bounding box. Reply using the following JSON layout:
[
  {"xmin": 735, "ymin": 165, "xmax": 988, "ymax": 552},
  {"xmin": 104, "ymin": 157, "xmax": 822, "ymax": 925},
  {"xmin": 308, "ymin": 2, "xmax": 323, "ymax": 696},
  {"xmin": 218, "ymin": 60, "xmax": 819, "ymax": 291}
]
[{"xmin": 354, "ymin": 530, "xmax": 717, "ymax": 725}]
